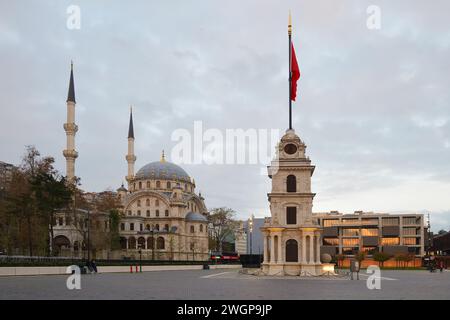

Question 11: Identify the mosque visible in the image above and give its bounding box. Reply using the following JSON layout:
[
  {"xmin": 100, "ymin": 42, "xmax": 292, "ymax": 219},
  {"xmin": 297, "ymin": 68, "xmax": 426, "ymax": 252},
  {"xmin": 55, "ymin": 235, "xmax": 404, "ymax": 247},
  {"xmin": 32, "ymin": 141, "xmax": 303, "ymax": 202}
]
[{"xmin": 53, "ymin": 63, "xmax": 209, "ymax": 261}]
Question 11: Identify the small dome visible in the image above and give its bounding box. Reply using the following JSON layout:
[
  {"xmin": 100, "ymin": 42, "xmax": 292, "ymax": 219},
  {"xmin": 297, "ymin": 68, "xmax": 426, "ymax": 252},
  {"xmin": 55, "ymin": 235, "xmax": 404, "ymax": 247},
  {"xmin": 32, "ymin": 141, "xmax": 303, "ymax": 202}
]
[
  {"xmin": 135, "ymin": 161, "xmax": 190, "ymax": 182},
  {"xmin": 185, "ymin": 212, "xmax": 207, "ymax": 222}
]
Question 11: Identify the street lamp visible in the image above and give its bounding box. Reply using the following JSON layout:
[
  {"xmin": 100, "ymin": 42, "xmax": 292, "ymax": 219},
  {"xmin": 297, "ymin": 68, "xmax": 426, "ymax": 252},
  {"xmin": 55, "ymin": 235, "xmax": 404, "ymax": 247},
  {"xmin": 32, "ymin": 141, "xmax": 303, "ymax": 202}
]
[
  {"xmin": 249, "ymin": 215, "xmax": 254, "ymax": 255},
  {"xmin": 138, "ymin": 245, "xmax": 142, "ymax": 273}
]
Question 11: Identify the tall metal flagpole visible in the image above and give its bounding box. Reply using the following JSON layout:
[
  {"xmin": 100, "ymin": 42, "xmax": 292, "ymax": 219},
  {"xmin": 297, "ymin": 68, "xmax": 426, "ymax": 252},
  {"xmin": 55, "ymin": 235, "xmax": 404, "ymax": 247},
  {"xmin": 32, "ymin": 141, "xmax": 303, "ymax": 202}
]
[{"xmin": 288, "ymin": 12, "xmax": 292, "ymax": 130}]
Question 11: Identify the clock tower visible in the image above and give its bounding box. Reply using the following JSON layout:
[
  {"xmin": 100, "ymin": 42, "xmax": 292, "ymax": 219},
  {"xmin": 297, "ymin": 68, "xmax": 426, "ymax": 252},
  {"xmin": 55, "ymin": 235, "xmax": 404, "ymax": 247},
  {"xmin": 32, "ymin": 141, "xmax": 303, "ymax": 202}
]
[{"xmin": 261, "ymin": 129, "xmax": 323, "ymax": 276}]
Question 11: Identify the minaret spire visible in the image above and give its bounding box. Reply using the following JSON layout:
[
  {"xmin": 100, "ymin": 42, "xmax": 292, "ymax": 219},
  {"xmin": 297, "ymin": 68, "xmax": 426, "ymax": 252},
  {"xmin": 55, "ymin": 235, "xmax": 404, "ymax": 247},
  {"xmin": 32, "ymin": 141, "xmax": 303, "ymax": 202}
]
[
  {"xmin": 63, "ymin": 61, "xmax": 78, "ymax": 182},
  {"xmin": 126, "ymin": 106, "xmax": 136, "ymax": 186},
  {"xmin": 67, "ymin": 60, "xmax": 76, "ymax": 103},
  {"xmin": 128, "ymin": 105, "xmax": 134, "ymax": 139}
]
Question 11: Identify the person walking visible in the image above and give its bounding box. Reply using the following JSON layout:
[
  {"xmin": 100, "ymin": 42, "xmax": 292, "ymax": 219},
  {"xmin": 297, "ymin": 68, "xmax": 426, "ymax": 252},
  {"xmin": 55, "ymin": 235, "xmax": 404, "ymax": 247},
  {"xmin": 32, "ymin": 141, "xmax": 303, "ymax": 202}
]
[{"xmin": 439, "ymin": 260, "xmax": 444, "ymax": 273}]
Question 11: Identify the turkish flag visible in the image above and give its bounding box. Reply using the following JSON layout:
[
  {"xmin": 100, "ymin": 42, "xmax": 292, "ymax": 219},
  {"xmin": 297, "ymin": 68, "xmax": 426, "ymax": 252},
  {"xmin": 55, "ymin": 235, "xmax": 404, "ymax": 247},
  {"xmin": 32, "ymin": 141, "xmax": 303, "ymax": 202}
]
[{"xmin": 290, "ymin": 43, "xmax": 300, "ymax": 101}]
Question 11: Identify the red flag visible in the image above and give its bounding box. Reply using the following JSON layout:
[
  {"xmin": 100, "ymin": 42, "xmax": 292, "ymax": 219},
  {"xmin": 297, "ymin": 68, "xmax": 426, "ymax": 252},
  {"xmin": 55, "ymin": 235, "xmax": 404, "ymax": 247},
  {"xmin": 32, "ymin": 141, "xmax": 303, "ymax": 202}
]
[{"xmin": 290, "ymin": 43, "xmax": 300, "ymax": 101}]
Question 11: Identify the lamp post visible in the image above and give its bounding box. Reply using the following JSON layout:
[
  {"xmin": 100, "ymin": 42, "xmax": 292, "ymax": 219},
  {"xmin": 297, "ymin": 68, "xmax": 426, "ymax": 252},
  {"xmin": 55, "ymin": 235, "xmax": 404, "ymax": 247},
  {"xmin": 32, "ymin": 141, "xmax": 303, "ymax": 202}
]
[
  {"xmin": 87, "ymin": 208, "xmax": 91, "ymax": 262},
  {"xmin": 249, "ymin": 215, "xmax": 254, "ymax": 255},
  {"xmin": 151, "ymin": 227, "xmax": 155, "ymax": 261},
  {"xmin": 138, "ymin": 245, "xmax": 142, "ymax": 272}
]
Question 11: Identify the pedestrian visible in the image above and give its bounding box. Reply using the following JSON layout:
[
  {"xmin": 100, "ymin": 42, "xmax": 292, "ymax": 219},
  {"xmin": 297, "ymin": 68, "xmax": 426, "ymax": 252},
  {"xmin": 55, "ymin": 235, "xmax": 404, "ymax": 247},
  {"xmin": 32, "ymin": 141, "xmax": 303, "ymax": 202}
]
[
  {"xmin": 92, "ymin": 260, "xmax": 98, "ymax": 273},
  {"xmin": 439, "ymin": 260, "xmax": 444, "ymax": 273}
]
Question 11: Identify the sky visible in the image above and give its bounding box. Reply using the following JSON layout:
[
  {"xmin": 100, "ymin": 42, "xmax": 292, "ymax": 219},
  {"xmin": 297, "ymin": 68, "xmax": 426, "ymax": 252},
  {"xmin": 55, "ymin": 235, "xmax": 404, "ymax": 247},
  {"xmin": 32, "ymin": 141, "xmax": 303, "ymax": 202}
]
[{"xmin": 0, "ymin": 0, "xmax": 449, "ymax": 232}]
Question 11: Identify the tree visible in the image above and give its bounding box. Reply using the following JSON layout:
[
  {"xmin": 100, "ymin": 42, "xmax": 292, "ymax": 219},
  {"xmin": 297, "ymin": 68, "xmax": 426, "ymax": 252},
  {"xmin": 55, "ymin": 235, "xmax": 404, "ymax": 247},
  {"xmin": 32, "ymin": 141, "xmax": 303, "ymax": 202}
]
[
  {"xmin": 394, "ymin": 253, "xmax": 405, "ymax": 268},
  {"xmin": 355, "ymin": 251, "xmax": 367, "ymax": 267},
  {"xmin": 208, "ymin": 207, "xmax": 239, "ymax": 252},
  {"xmin": 335, "ymin": 254, "xmax": 346, "ymax": 268},
  {"xmin": 31, "ymin": 171, "xmax": 72, "ymax": 256},
  {"xmin": 373, "ymin": 252, "xmax": 391, "ymax": 268}
]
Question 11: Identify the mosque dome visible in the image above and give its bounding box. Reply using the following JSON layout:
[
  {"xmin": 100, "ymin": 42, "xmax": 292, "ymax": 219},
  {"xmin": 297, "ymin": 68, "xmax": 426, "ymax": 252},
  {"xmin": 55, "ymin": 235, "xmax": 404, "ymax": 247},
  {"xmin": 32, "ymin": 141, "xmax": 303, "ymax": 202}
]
[
  {"xmin": 135, "ymin": 160, "xmax": 190, "ymax": 182},
  {"xmin": 185, "ymin": 211, "xmax": 208, "ymax": 222}
]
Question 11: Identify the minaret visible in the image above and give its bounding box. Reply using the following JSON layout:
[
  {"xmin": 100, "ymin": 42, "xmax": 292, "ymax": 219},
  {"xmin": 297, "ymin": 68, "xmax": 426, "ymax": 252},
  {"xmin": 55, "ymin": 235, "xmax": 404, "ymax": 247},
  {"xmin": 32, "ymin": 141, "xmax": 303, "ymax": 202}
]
[
  {"xmin": 63, "ymin": 61, "xmax": 78, "ymax": 182},
  {"xmin": 125, "ymin": 106, "xmax": 136, "ymax": 186}
]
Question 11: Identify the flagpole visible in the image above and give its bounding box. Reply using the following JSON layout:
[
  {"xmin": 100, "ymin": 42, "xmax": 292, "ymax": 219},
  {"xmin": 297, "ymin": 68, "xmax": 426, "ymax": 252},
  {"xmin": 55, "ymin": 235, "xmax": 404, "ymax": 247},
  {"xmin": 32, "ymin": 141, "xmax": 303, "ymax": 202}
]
[{"xmin": 288, "ymin": 12, "xmax": 292, "ymax": 130}]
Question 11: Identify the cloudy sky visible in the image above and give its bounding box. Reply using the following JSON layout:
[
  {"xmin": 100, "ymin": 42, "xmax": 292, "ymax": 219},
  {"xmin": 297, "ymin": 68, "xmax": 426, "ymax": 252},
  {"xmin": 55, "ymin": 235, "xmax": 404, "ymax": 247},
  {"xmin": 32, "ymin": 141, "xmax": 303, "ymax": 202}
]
[{"xmin": 1, "ymin": 0, "xmax": 449, "ymax": 231}]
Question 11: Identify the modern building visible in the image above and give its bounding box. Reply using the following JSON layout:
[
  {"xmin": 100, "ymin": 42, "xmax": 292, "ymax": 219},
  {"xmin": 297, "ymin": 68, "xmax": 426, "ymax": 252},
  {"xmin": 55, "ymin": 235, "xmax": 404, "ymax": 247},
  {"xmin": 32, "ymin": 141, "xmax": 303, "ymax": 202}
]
[
  {"xmin": 243, "ymin": 217, "xmax": 265, "ymax": 255},
  {"xmin": 315, "ymin": 211, "xmax": 425, "ymax": 257},
  {"xmin": 432, "ymin": 231, "xmax": 450, "ymax": 256},
  {"xmin": 0, "ymin": 161, "xmax": 16, "ymax": 192}
]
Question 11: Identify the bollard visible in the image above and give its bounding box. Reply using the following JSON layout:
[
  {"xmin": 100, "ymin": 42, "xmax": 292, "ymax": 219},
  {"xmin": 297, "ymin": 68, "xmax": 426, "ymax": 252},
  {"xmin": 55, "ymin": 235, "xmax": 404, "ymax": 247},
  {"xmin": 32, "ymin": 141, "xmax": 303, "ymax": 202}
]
[
  {"xmin": 140, "ymin": 265, "xmax": 142, "ymax": 273},
  {"xmin": 130, "ymin": 265, "xmax": 133, "ymax": 273},
  {"xmin": 135, "ymin": 265, "xmax": 138, "ymax": 273}
]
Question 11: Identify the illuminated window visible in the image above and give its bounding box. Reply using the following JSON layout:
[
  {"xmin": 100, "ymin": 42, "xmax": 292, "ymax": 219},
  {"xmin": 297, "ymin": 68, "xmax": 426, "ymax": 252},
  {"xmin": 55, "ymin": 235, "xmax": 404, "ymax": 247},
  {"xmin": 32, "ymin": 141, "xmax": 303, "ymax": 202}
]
[
  {"xmin": 381, "ymin": 237, "xmax": 399, "ymax": 245},
  {"xmin": 323, "ymin": 219, "xmax": 339, "ymax": 227},
  {"xmin": 342, "ymin": 229, "xmax": 360, "ymax": 237},
  {"xmin": 403, "ymin": 237, "xmax": 417, "ymax": 245},
  {"xmin": 342, "ymin": 238, "xmax": 359, "ymax": 247},
  {"xmin": 361, "ymin": 228, "xmax": 378, "ymax": 236}
]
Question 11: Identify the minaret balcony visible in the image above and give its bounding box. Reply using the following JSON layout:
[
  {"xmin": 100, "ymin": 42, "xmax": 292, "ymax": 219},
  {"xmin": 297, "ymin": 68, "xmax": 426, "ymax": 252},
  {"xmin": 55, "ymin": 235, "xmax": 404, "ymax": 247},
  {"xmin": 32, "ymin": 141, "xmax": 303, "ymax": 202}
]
[
  {"xmin": 126, "ymin": 154, "xmax": 137, "ymax": 162},
  {"xmin": 63, "ymin": 149, "xmax": 78, "ymax": 159},
  {"xmin": 63, "ymin": 123, "xmax": 78, "ymax": 134}
]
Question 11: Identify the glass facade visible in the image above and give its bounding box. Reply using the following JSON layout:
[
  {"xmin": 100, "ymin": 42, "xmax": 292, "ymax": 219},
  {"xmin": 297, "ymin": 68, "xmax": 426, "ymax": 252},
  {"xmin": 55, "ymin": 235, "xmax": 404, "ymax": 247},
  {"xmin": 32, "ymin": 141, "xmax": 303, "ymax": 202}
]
[
  {"xmin": 382, "ymin": 217, "xmax": 399, "ymax": 225},
  {"xmin": 403, "ymin": 237, "xmax": 418, "ymax": 245},
  {"xmin": 342, "ymin": 228, "xmax": 360, "ymax": 237},
  {"xmin": 323, "ymin": 238, "xmax": 339, "ymax": 246},
  {"xmin": 381, "ymin": 237, "xmax": 399, "ymax": 245},
  {"xmin": 342, "ymin": 238, "xmax": 359, "ymax": 247},
  {"xmin": 361, "ymin": 228, "xmax": 378, "ymax": 236},
  {"xmin": 323, "ymin": 219, "xmax": 339, "ymax": 227}
]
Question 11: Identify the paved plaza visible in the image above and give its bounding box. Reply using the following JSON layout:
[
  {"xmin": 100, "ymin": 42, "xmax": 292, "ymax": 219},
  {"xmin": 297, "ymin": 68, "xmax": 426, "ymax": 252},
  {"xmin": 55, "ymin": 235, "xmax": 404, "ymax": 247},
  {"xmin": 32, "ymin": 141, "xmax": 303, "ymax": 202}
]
[{"xmin": 0, "ymin": 268, "xmax": 449, "ymax": 300}]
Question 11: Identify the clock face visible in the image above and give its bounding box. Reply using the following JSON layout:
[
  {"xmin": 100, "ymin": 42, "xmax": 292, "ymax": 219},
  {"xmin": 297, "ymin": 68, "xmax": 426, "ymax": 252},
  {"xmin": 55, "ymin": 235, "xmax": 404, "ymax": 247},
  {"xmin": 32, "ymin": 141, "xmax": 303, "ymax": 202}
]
[{"xmin": 284, "ymin": 143, "xmax": 297, "ymax": 155}]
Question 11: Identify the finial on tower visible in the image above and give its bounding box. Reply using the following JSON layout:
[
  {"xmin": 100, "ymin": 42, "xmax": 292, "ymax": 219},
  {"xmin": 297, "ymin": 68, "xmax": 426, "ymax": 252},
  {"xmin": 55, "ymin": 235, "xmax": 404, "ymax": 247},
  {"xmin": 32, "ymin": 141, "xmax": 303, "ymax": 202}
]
[
  {"xmin": 67, "ymin": 61, "xmax": 76, "ymax": 103},
  {"xmin": 288, "ymin": 11, "xmax": 292, "ymax": 36},
  {"xmin": 161, "ymin": 150, "xmax": 166, "ymax": 162},
  {"xmin": 128, "ymin": 106, "xmax": 134, "ymax": 139}
]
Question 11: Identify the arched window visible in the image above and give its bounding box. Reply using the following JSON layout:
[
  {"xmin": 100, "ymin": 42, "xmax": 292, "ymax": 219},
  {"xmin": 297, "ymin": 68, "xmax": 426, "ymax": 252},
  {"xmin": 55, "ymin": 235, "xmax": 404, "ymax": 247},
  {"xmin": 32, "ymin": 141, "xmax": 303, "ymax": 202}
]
[
  {"xmin": 287, "ymin": 175, "xmax": 296, "ymax": 192},
  {"xmin": 155, "ymin": 199, "xmax": 159, "ymax": 207},
  {"xmin": 167, "ymin": 181, "xmax": 171, "ymax": 189},
  {"xmin": 286, "ymin": 207, "xmax": 297, "ymax": 224},
  {"xmin": 156, "ymin": 181, "xmax": 161, "ymax": 188},
  {"xmin": 138, "ymin": 181, "xmax": 142, "ymax": 189},
  {"xmin": 138, "ymin": 237, "xmax": 146, "ymax": 249},
  {"xmin": 190, "ymin": 225, "xmax": 195, "ymax": 233},
  {"xmin": 137, "ymin": 210, "xmax": 141, "ymax": 216},
  {"xmin": 157, "ymin": 237, "xmax": 165, "ymax": 249},
  {"xmin": 146, "ymin": 198, "xmax": 150, "ymax": 206},
  {"xmin": 165, "ymin": 210, "xmax": 169, "ymax": 217},
  {"xmin": 286, "ymin": 239, "xmax": 298, "ymax": 262},
  {"xmin": 128, "ymin": 237, "xmax": 136, "ymax": 249},
  {"xmin": 146, "ymin": 210, "xmax": 150, "ymax": 217},
  {"xmin": 155, "ymin": 224, "xmax": 160, "ymax": 231},
  {"xmin": 156, "ymin": 210, "xmax": 160, "ymax": 217},
  {"xmin": 137, "ymin": 199, "xmax": 141, "ymax": 207},
  {"xmin": 146, "ymin": 181, "xmax": 150, "ymax": 189},
  {"xmin": 200, "ymin": 224, "xmax": 203, "ymax": 232}
]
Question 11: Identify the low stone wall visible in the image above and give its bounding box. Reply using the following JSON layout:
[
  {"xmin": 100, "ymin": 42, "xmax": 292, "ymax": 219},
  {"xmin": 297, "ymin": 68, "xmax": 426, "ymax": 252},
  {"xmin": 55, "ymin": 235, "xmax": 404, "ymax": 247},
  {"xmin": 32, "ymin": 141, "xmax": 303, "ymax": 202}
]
[{"xmin": 0, "ymin": 264, "xmax": 242, "ymax": 277}]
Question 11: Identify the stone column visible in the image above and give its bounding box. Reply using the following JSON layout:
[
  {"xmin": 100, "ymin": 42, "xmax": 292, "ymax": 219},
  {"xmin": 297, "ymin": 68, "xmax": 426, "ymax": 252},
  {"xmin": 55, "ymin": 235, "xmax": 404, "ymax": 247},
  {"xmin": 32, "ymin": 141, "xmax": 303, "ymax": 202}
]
[
  {"xmin": 263, "ymin": 235, "xmax": 268, "ymax": 263},
  {"xmin": 309, "ymin": 234, "xmax": 314, "ymax": 264},
  {"xmin": 270, "ymin": 234, "xmax": 275, "ymax": 263},
  {"xmin": 277, "ymin": 233, "xmax": 283, "ymax": 263},
  {"xmin": 316, "ymin": 235, "xmax": 321, "ymax": 263},
  {"xmin": 301, "ymin": 235, "xmax": 306, "ymax": 264}
]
